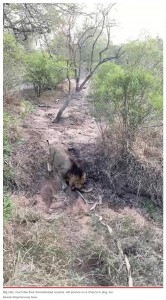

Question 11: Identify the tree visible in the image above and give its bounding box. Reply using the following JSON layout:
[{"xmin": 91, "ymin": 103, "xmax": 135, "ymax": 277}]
[
  {"xmin": 118, "ymin": 37, "xmax": 163, "ymax": 76},
  {"xmin": 3, "ymin": 3, "xmax": 65, "ymax": 56},
  {"xmin": 3, "ymin": 3, "xmax": 124, "ymax": 122},
  {"xmin": 51, "ymin": 3, "xmax": 124, "ymax": 122},
  {"xmin": 3, "ymin": 32, "xmax": 25, "ymax": 94},
  {"xmin": 117, "ymin": 37, "xmax": 163, "ymax": 121},
  {"xmin": 91, "ymin": 62, "xmax": 161, "ymax": 153},
  {"xmin": 24, "ymin": 52, "xmax": 67, "ymax": 97},
  {"xmin": 52, "ymin": 3, "xmax": 122, "ymax": 91},
  {"xmin": 3, "ymin": 3, "xmax": 52, "ymax": 41}
]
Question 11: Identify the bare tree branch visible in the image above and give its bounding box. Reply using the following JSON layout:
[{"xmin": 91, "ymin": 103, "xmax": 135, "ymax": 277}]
[
  {"xmin": 89, "ymin": 12, "xmax": 106, "ymax": 72},
  {"xmin": 99, "ymin": 22, "xmax": 111, "ymax": 62},
  {"xmin": 3, "ymin": 3, "xmax": 51, "ymax": 41},
  {"xmin": 77, "ymin": 46, "xmax": 124, "ymax": 92}
]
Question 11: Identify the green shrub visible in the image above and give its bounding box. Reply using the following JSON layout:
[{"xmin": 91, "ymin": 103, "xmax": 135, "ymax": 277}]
[
  {"xmin": 25, "ymin": 52, "xmax": 67, "ymax": 96},
  {"xmin": 19, "ymin": 100, "xmax": 36, "ymax": 118},
  {"xmin": 3, "ymin": 192, "xmax": 12, "ymax": 221},
  {"xmin": 3, "ymin": 32, "xmax": 25, "ymax": 93},
  {"xmin": 3, "ymin": 112, "xmax": 18, "ymax": 187},
  {"xmin": 91, "ymin": 63, "xmax": 162, "ymax": 151},
  {"xmin": 3, "ymin": 112, "xmax": 17, "ymax": 221},
  {"xmin": 3, "ymin": 102, "xmax": 36, "ymax": 221}
]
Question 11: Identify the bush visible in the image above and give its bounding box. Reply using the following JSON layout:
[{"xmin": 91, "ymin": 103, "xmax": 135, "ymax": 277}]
[
  {"xmin": 3, "ymin": 99, "xmax": 37, "ymax": 223},
  {"xmin": 3, "ymin": 115, "xmax": 13, "ymax": 219},
  {"xmin": 25, "ymin": 52, "xmax": 67, "ymax": 96},
  {"xmin": 3, "ymin": 112, "xmax": 19, "ymax": 188},
  {"xmin": 3, "ymin": 192, "xmax": 12, "ymax": 221},
  {"xmin": 91, "ymin": 63, "xmax": 162, "ymax": 152},
  {"xmin": 3, "ymin": 32, "xmax": 25, "ymax": 93},
  {"xmin": 3, "ymin": 100, "xmax": 35, "ymax": 189}
]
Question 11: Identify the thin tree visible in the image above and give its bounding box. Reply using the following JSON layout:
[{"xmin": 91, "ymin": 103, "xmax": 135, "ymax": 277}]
[{"xmin": 52, "ymin": 3, "xmax": 124, "ymax": 123}]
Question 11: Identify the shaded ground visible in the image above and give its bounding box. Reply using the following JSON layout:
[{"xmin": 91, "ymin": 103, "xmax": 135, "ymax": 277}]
[{"xmin": 4, "ymin": 83, "xmax": 163, "ymax": 287}]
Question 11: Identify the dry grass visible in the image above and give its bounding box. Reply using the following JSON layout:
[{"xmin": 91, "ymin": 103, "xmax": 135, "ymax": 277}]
[
  {"xmin": 124, "ymin": 151, "xmax": 163, "ymax": 207},
  {"xmin": 3, "ymin": 96, "xmax": 35, "ymax": 191},
  {"xmin": 126, "ymin": 126, "xmax": 163, "ymax": 207},
  {"xmin": 11, "ymin": 129, "xmax": 48, "ymax": 196},
  {"xmin": 3, "ymin": 196, "xmax": 163, "ymax": 287},
  {"xmin": 92, "ymin": 123, "xmax": 163, "ymax": 207},
  {"xmin": 133, "ymin": 127, "xmax": 163, "ymax": 166}
]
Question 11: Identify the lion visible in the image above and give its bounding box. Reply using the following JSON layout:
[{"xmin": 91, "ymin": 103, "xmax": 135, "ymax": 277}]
[{"xmin": 47, "ymin": 140, "xmax": 86, "ymax": 191}]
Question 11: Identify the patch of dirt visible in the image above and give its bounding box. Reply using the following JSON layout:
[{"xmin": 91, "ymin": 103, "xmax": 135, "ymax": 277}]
[{"xmin": 71, "ymin": 197, "xmax": 91, "ymax": 215}]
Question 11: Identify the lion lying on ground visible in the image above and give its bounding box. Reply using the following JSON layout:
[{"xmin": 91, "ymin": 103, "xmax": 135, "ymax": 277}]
[{"xmin": 47, "ymin": 140, "xmax": 86, "ymax": 191}]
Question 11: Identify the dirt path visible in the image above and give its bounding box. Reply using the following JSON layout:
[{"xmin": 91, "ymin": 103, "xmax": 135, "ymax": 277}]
[
  {"xmin": 30, "ymin": 90, "xmax": 99, "ymax": 147},
  {"xmin": 13, "ymin": 87, "xmax": 103, "ymax": 226}
]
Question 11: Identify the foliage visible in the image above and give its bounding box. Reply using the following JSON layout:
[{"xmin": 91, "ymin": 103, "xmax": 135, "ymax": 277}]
[
  {"xmin": 24, "ymin": 52, "xmax": 67, "ymax": 96},
  {"xmin": 118, "ymin": 38, "xmax": 163, "ymax": 103},
  {"xmin": 118, "ymin": 37, "xmax": 163, "ymax": 74},
  {"xmin": 4, "ymin": 3, "xmax": 53, "ymax": 43},
  {"xmin": 3, "ymin": 32, "xmax": 25, "ymax": 93},
  {"xmin": 3, "ymin": 99, "xmax": 36, "ymax": 185},
  {"xmin": 3, "ymin": 112, "xmax": 19, "ymax": 187},
  {"xmin": 118, "ymin": 38, "xmax": 163, "ymax": 115},
  {"xmin": 91, "ymin": 62, "xmax": 161, "ymax": 151},
  {"xmin": 48, "ymin": 3, "xmax": 120, "ymax": 93},
  {"xmin": 19, "ymin": 100, "xmax": 36, "ymax": 118},
  {"xmin": 3, "ymin": 100, "xmax": 36, "ymax": 222},
  {"xmin": 3, "ymin": 135, "xmax": 14, "ymax": 187},
  {"xmin": 3, "ymin": 113, "xmax": 13, "ymax": 218},
  {"xmin": 3, "ymin": 192, "xmax": 12, "ymax": 221},
  {"xmin": 3, "ymin": 111, "xmax": 19, "ymax": 141}
]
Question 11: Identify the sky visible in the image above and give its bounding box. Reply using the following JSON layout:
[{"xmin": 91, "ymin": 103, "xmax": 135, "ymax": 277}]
[
  {"xmin": 111, "ymin": 0, "xmax": 165, "ymax": 44},
  {"xmin": 84, "ymin": 0, "xmax": 165, "ymax": 44}
]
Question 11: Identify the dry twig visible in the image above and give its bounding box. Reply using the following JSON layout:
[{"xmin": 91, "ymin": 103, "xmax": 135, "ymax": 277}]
[
  {"xmin": 76, "ymin": 190, "xmax": 94, "ymax": 204},
  {"xmin": 92, "ymin": 199, "xmax": 133, "ymax": 287}
]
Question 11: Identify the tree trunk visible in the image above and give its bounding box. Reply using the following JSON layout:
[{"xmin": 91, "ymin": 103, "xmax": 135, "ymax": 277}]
[
  {"xmin": 52, "ymin": 68, "xmax": 95, "ymax": 123},
  {"xmin": 52, "ymin": 94, "xmax": 72, "ymax": 123},
  {"xmin": 53, "ymin": 75, "xmax": 90, "ymax": 123},
  {"xmin": 66, "ymin": 60, "xmax": 71, "ymax": 93},
  {"xmin": 76, "ymin": 73, "xmax": 93, "ymax": 92},
  {"xmin": 75, "ymin": 77, "xmax": 80, "ymax": 91}
]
